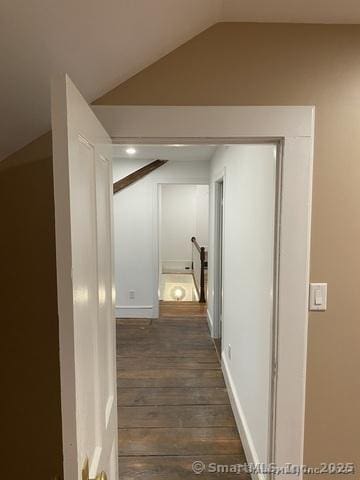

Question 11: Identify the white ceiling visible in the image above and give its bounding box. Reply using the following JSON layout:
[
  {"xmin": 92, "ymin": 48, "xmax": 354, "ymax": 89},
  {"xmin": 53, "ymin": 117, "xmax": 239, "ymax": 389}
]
[
  {"xmin": 2, "ymin": 0, "xmax": 360, "ymax": 160},
  {"xmin": 0, "ymin": 0, "xmax": 221, "ymax": 160},
  {"xmin": 223, "ymin": 0, "xmax": 360, "ymax": 23},
  {"xmin": 113, "ymin": 144, "xmax": 217, "ymax": 162}
]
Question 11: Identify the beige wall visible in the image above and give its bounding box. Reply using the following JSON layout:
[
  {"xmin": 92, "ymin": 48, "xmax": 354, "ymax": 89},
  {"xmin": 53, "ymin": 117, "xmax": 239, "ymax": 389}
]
[
  {"xmin": 0, "ymin": 148, "xmax": 63, "ymax": 478},
  {"xmin": 2, "ymin": 22, "xmax": 360, "ymax": 478},
  {"xmin": 97, "ymin": 24, "xmax": 360, "ymax": 475},
  {"xmin": 98, "ymin": 24, "xmax": 360, "ymax": 473}
]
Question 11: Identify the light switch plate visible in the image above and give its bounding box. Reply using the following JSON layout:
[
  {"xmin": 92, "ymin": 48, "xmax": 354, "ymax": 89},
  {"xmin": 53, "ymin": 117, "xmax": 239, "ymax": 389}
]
[{"xmin": 309, "ymin": 283, "xmax": 327, "ymax": 311}]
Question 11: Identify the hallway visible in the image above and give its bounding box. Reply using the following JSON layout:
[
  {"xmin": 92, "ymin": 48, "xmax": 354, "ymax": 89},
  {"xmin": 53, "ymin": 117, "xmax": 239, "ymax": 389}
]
[{"xmin": 117, "ymin": 307, "xmax": 249, "ymax": 479}]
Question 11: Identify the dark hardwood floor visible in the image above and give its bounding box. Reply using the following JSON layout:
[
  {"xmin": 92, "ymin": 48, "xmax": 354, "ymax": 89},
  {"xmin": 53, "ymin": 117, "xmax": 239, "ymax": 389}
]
[
  {"xmin": 117, "ymin": 304, "xmax": 249, "ymax": 479},
  {"xmin": 159, "ymin": 301, "xmax": 208, "ymax": 318}
]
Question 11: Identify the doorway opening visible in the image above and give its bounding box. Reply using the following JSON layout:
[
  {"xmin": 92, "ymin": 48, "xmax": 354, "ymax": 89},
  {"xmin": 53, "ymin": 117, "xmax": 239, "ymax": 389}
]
[
  {"xmin": 112, "ymin": 144, "xmax": 213, "ymax": 320},
  {"xmin": 158, "ymin": 183, "xmax": 209, "ymax": 316},
  {"xmin": 53, "ymin": 80, "xmax": 314, "ymax": 480},
  {"xmin": 113, "ymin": 141, "xmax": 280, "ymax": 474}
]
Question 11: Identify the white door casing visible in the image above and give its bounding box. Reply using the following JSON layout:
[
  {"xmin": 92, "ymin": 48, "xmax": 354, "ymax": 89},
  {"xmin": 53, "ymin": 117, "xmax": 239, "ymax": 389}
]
[
  {"xmin": 213, "ymin": 174, "xmax": 225, "ymax": 341},
  {"xmin": 92, "ymin": 105, "xmax": 314, "ymax": 479},
  {"xmin": 52, "ymin": 74, "xmax": 118, "ymax": 480}
]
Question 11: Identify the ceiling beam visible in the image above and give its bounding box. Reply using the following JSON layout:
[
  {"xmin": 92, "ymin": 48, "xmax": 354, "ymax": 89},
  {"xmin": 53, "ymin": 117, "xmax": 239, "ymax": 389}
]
[{"xmin": 113, "ymin": 159, "xmax": 168, "ymax": 194}]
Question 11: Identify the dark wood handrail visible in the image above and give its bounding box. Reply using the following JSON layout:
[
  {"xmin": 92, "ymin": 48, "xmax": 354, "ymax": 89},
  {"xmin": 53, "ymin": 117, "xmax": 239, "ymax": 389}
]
[
  {"xmin": 191, "ymin": 236, "xmax": 201, "ymax": 253},
  {"xmin": 191, "ymin": 236, "xmax": 206, "ymax": 303}
]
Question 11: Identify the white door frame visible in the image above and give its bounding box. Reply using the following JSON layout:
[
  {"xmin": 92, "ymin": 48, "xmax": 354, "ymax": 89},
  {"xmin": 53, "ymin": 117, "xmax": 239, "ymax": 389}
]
[
  {"xmin": 212, "ymin": 171, "xmax": 225, "ymax": 340},
  {"xmin": 93, "ymin": 105, "xmax": 314, "ymax": 479},
  {"xmin": 155, "ymin": 180, "xmax": 209, "ymax": 310}
]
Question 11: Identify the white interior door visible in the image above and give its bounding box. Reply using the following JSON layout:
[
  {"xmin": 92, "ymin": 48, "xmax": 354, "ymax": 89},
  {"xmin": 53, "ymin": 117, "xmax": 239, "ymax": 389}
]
[{"xmin": 51, "ymin": 74, "xmax": 118, "ymax": 480}]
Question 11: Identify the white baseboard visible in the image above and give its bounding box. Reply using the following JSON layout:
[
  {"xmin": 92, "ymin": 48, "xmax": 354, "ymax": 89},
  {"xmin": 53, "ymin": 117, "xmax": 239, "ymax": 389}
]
[
  {"xmin": 115, "ymin": 305, "xmax": 156, "ymax": 318},
  {"xmin": 162, "ymin": 260, "xmax": 192, "ymax": 273},
  {"xmin": 207, "ymin": 309, "xmax": 214, "ymax": 337},
  {"xmin": 221, "ymin": 354, "xmax": 265, "ymax": 480}
]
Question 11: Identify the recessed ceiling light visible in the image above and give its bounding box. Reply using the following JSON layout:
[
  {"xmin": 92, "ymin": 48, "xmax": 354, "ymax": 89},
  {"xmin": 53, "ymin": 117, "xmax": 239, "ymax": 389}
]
[{"xmin": 126, "ymin": 147, "xmax": 136, "ymax": 155}]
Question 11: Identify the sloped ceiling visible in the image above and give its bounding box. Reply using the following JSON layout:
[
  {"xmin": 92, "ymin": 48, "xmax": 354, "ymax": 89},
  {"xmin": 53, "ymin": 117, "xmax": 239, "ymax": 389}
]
[
  {"xmin": 0, "ymin": 0, "xmax": 222, "ymax": 160},
  {"xmin": 223, "ymin": 0, "xmax": 360, "ymax": 23},
  {"xmin": 1, "ymin": 0, "xmax": 360, "ymax": 160}
]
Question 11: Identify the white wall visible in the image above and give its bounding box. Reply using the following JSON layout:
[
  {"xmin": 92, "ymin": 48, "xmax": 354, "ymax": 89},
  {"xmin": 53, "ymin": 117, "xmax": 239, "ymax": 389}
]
[
  {"xmin": 194, "ymin": 184, "xmax": 209, "ymax": 247},
  {"xmin": 160, "ymin": 184, "xmax": 209, "ymax": 272},
  {"xmin": 113, "ymin": 158, "xmax": 209, "ymax": 318},
  {"xmin": 207, "ymin": 144, "xmax": 277, "ymax": 467},
  {"xmin": 161, "ymin": 184, "xmax": 195, "ymax": 273}
]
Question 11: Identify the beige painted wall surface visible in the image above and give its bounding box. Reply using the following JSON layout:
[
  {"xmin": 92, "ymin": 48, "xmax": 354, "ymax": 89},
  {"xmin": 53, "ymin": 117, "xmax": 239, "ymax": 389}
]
[
  {"xmin": 96, "ymin": 23, "xmax": 360, "ymax": 478},
  {"xmin": 0, "ymin": 152, "xmax": 63, "ymax": 479},
  {"xmin": 98, "ymin": 24, "xmax": 360, "ymax": 475},
  {"xmin": 3, "ymin": 22, "xmax": 360, "ymax": 478}
]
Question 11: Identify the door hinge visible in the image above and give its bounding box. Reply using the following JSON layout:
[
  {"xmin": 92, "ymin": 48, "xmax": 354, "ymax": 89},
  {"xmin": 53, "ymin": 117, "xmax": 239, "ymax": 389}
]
[{"xmin": 82, "ymin": 458, "xmax": 107, "ymax": 480}]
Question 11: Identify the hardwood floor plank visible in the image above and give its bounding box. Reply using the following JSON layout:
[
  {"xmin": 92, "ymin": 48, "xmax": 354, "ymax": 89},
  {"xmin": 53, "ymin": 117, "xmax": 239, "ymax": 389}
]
[
  {"xmin": 117, "ymin": 336, "xmax": 214, "ymax": 346},
  {"xmin": 160, "ymin": 302, "xmax": 207, "ymax": 318},
  {"xmin": 117, "ymin": 334, "xmax": 211, "ymax": 345},
  {"xmin": 117, "ymin": 387, "xmax": 230, "ymax": 406},
  {"xmin": 119, "ymin": 455, "xmax": 250, "ymax": 480},
  {"xmin": 118, "ymin": 427, "xmax": 242, "ymax": 456},
  {"xmin": 117, "ymin": 346, "xmax": 218, "ymax": 359},
  {"xmin": 117, "ymin": 328, "xmax": 210, "ymax": 339},
  {"xmin": 118, "ymin": 405, "xmax": 236, "ymax": 428},
  {"xmin": 156, "ymin": 317, "xmax": 209, "ymax": 325},
  {"xmin": 117, "ymin": 357, "xmax": 220, "ymax": 370},
  {"xmin": 116, "ymin": 312, "xmax": 249, "ymax": 478},
  {"xmin": 119, "ymin": 318, "xmax": 207, "ymax": 327},
  {"xmin": 116, "ymin": 318, "xmax": 152, "ymax": 327},
  {"xmin": 117, "ymin": 369, "xmax": 225, "ymax": 388}
]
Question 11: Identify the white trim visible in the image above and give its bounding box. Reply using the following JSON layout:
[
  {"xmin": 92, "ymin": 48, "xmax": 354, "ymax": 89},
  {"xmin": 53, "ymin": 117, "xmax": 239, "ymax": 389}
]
[
  {"xmin": 206, "ymin": 309, "xmax": 214, "ymax": 336},
  {"xmin": 211, "ymin": 167, "xmax": 227, "ymax": 183},
  {"xmin": 92, "ymin": 106, "xmax": 313, "ymax": 139},
  {"xmin": 222, "ymin": 354, "xmax": 264, "ymax": 480},
  {"xmin": 155, "ymin": 177, "xmax": 210, "ymax": 185},
  {"xmin": 211, "ymin": 168, "xmax": 226, "ymax": 340},
  {"xmin": 52, "ymin": 75, "xmax": 78, "ymax": 480},
  {"xmin": 115, "ymin": 305, "xmax": 155, "ymax": 318},
  {"xmin": 93, "ymin": 105, "xmax": 314, "ymax": 479},
  {"xmin": 161, "ymin": 260, "xmax": 193, "ymax": 272}
]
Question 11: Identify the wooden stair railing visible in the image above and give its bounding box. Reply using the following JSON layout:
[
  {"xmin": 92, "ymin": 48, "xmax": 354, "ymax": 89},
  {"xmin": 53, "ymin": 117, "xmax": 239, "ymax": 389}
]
[
  {"xmin": 191, "ymin": 236, "xmax": 206, "ymax": 303},
  {"xmin": 113, "ymin": 159, "xmax": 168, "ymax": 194}
]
